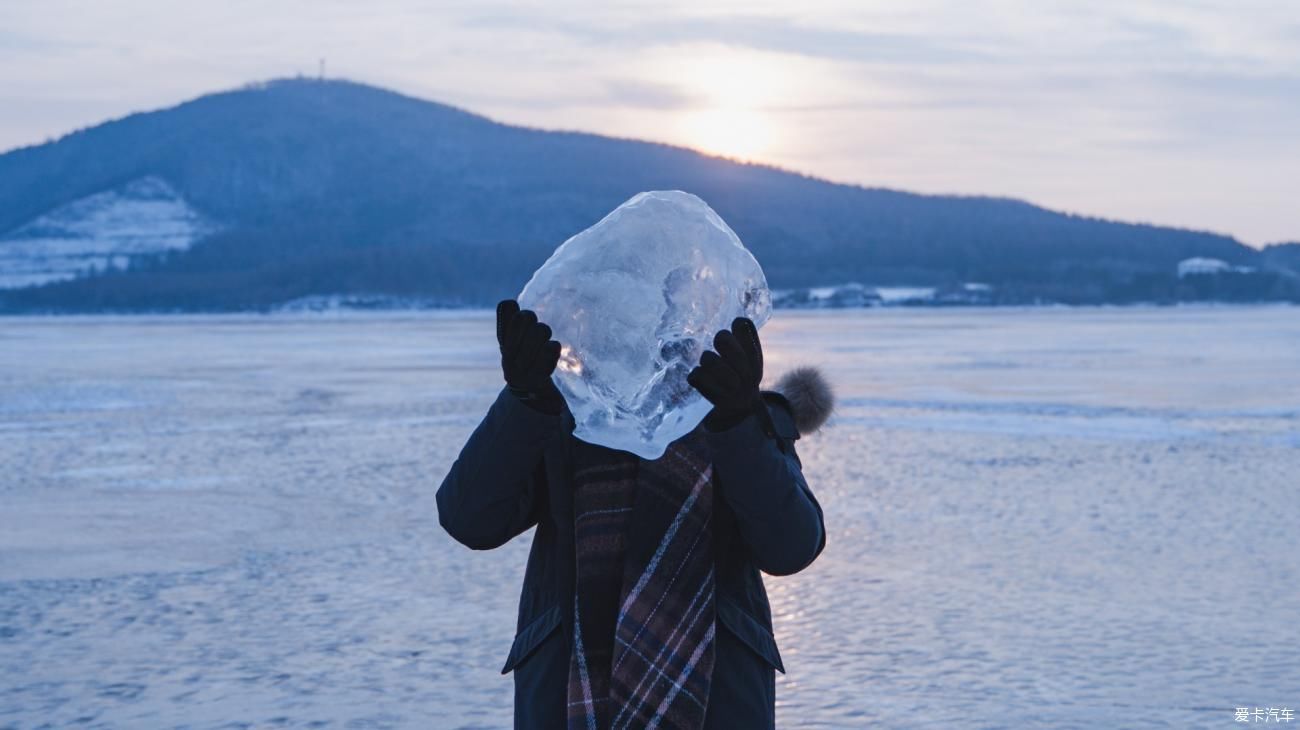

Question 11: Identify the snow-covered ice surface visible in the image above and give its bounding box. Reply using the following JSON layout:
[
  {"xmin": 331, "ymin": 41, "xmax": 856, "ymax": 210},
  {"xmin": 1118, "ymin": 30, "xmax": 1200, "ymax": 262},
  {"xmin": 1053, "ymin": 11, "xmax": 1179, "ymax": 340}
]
[
  {"xmin": 0, "ymin": 177, "xmax": 216, "ymax": 289},
  {"xmin": 1, "ymin": 307, "xmax": 1297, "ymax": 728}
]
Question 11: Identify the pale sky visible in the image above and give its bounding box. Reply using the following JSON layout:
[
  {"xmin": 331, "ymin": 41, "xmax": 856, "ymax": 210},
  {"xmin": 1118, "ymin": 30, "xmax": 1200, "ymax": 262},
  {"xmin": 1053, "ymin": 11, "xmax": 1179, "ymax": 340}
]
[{"xmin": 2, "ymin": 0, "xmax": 1297, "ymax": 245}]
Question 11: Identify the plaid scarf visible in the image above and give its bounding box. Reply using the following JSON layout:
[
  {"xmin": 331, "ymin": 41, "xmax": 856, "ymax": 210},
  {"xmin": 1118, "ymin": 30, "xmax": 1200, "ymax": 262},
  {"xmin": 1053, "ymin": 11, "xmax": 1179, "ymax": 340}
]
[{"xmin": 566, "ymin": 428, "xmax": 716, "ymax": 730}]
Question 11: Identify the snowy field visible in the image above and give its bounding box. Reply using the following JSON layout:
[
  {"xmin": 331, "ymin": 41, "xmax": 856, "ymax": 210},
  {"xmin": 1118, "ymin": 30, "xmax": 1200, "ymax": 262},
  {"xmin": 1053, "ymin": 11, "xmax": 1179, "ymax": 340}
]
[{"xmin": 1, "ymin": 307, "xmax": 1298, "ymax": 729}]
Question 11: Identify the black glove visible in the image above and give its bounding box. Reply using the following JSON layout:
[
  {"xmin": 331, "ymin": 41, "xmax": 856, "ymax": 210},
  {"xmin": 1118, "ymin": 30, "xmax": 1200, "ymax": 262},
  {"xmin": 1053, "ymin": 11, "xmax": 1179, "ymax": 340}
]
[
  {"xmin": 496, "ymin": 299, "xmax": 565, "ymax": 416},
  {"xmin": 687, "ymin": 316, "xmax": 769, "ymax": 433}
]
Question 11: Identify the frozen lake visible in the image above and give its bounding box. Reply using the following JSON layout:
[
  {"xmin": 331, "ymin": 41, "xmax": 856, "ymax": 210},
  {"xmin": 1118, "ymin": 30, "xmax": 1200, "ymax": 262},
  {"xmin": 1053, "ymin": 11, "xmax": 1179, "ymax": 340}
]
[{"xmin": 2, "ymin": 307, "xmax": 1298, "ymax": 729}]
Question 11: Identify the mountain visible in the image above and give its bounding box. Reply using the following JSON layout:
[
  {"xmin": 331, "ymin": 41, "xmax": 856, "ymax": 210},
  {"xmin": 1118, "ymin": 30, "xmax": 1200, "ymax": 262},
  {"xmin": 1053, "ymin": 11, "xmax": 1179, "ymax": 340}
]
[
  {"xmin": 0, "ymin": 77, "xmax": 1293, "ymax": 312},
  {"xmin": 1263, "ymin": 242, "xmax": 1300, "ymax": 270}
]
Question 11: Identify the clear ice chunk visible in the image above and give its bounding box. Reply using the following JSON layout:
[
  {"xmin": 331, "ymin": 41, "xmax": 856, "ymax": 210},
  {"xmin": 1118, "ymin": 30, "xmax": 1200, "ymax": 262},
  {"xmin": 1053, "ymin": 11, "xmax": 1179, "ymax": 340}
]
[{"xmin": 518, "ymin": 190, "xmax": 771, "ymax": 459}]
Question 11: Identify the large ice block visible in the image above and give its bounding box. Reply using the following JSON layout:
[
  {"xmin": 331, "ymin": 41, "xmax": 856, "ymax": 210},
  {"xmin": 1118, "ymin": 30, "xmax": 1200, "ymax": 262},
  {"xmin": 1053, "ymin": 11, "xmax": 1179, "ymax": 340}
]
[{"xmin": 518, "ymin": 190, "xmax": 771, "ymax": 459}]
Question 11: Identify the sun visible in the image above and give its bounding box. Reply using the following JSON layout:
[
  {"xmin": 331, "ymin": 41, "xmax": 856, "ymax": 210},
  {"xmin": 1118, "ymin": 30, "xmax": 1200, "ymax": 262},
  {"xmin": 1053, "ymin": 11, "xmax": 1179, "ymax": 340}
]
[
  {"xmin": 661, "ymin": 49, "xmax": 789, "ymax": 162},
  {"xmin": 681, "ymin": 107, "xmax": 773, "ymax": 161}
]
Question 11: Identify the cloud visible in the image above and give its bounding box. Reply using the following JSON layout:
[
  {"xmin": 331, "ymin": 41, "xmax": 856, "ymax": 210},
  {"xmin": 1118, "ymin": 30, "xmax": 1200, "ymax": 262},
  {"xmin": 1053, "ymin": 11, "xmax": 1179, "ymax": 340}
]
[
  {"xmin": 601, "ymin": 78, "xmax": 700, "ymax": 109},
  {"xmin": 461, "ymin": 12, "xmax": 991, "ymax": 66},
  {"xmin": 0, "ymin": 28, "xmax": 86, "ymax": 57}
]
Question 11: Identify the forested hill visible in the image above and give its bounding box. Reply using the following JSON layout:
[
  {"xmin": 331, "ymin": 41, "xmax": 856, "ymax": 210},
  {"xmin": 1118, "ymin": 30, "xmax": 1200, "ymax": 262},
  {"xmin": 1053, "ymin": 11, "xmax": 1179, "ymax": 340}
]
[{"xmin": 0, "ymin": 77, "xmax": 1290, "ymax": 311}]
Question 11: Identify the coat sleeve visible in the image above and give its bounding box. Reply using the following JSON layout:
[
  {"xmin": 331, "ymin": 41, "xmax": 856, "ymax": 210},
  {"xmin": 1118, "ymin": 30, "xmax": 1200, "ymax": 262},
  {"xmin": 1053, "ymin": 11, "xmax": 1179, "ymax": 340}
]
[
  {"xmin": 436, "ymin": 385, "xmax": 563, "ymax": 550},
  {"xmin": 703, "ymin": 393, "xmax": 827, "ymax": 576}
]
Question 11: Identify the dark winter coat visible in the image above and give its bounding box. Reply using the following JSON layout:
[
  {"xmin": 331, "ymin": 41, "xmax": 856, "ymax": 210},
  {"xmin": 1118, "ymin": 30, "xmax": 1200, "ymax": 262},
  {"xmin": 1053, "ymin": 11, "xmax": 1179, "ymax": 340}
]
[{"xmin": 436, "ymin": 373, "xmax": 830, "ymax": 730}]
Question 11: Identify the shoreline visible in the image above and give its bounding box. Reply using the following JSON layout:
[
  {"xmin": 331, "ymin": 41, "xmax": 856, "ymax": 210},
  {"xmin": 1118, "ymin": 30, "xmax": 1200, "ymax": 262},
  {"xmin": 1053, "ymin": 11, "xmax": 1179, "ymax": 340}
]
[{"xmin": 1, "ymin": 300, "xmax": 1297, "ymax": 320}]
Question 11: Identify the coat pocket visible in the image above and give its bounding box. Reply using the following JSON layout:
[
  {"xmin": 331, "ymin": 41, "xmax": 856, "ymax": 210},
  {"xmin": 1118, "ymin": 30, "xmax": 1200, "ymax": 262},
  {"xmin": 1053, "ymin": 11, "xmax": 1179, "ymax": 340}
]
[
  {"xmin": 716, "ymin": 598, "xmax": 785, "ymax": 674},
  {"xmin": 500, "ymin": 603, "xmax": 563, "ymax": 674}
]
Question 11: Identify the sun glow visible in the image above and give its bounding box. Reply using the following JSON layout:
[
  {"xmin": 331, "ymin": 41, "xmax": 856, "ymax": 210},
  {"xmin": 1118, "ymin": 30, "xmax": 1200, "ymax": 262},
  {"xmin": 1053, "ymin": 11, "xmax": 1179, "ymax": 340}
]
[
  {"xmin": 681, "ymin": 107, "xmax": 773, "ymax": 161},
  {"xmin": 660, "ymin": 49, "xmax": 795, "ymax": 162}
]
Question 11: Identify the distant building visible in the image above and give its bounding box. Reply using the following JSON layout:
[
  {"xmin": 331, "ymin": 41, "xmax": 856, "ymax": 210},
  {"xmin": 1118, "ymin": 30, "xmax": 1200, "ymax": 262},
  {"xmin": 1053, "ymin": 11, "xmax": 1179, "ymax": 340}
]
[
  {"xmin": 933, "ymin": 282, "xmax": 994, "ymax": 305},
  {"xmin": 825, "ymin": 282, "xmax": 883, "ymax": 308},
  {"xmin": 771, "ymin": 281, "xmax": 994, "ymax": 308},
  {"xmin": 1177, "ymin": 258, "xmax": 1231, "ymax": 277},
  {"xmin": 771, "ymin": 282, "xmax": 883, "ymax": 308}
]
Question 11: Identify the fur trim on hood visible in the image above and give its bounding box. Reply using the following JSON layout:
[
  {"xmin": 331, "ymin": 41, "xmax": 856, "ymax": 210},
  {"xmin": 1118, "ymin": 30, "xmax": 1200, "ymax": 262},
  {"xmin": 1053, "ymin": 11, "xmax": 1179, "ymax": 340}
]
[{"xmin": 772, "ymin": 366, "xmax": 834, "ymax": 437}]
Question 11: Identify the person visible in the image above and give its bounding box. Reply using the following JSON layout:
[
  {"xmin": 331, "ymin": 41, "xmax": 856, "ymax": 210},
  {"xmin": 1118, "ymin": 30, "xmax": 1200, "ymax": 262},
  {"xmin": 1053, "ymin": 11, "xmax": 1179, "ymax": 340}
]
[{"xmin": 437, "ymin": 300, "xmax": 833, "ymax": 730}]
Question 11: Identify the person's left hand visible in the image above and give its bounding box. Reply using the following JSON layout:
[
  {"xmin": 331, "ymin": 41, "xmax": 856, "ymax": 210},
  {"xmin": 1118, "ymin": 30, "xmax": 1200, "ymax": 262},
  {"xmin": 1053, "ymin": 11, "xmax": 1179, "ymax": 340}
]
[{"xmin": 687, "ymin": 316, "xmax": 765, "ymax": 432}]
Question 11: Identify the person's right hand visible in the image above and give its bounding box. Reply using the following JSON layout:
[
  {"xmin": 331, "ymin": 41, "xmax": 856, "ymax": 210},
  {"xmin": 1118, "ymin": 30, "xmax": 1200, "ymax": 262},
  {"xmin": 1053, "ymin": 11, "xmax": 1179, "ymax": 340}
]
[{"xmin": 496, "ymin": 299, "xmax": 565, "ymax": 415}]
